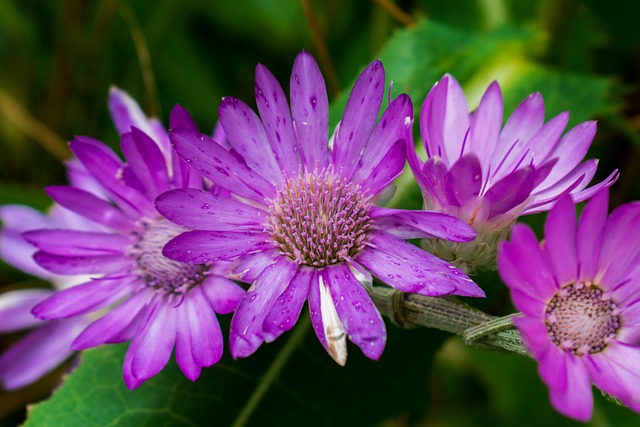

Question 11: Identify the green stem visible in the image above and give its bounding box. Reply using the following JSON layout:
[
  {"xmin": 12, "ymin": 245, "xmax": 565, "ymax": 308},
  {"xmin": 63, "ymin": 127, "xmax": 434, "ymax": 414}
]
[{"xmin": 230, "ymin": 316, "xmax": 311, "ymax": 427}]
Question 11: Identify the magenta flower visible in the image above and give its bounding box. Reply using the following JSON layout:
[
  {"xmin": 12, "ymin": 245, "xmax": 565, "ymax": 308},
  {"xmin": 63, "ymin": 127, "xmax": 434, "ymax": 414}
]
[
  {"xmin": 0, "ymin": 198, "xmax": 97, "ymax": 390},
  {"xmin": 499, "ymin": 191, "xmax": 640, "ymax": 421},
  {"xmin": 408, "ymin": 74, "xmax": 618, "ymax": 272},
  {"xmin": 156, "ymin": 51, "xmax": 484, "ymax": 365},
  {"xmin": 27, "ymin": 88, "xmax": 244, "ymax": 389}
]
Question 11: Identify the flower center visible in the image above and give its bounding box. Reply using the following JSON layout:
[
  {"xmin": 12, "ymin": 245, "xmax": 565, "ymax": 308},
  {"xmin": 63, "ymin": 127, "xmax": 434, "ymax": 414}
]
[
  {"xmin": 266, "ymin": 168, "xmax": 373, "ymax": 267},
  {"xmin": 545, "ymin": 282, "xmax": 620, "ymax": 354},
  {"xmin": 131, "ymin": 218, "xmax": 207, "ymax": 293}
]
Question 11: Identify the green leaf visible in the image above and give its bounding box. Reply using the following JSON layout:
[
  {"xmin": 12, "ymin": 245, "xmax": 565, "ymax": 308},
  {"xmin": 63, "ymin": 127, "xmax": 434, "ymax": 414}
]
[{"xmin": 24, "ymin": 317, "xmax": 447, "ymax": 427}]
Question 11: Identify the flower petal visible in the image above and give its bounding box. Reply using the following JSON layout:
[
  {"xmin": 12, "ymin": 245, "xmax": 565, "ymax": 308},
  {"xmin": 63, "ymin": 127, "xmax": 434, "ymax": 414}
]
[
  {"xmin": 446, "ymin": 154, "xmax": 482, "ymax": 207},
  {"xmin": 169, "ymin": 127, "xmax": 275, "ymax": 201},
  {"xmin": 468, "ymin": 81, "xmax": 502, "ymax": 169},
  {"xmin": 333, "ymin": 60, "xmax": 385, "ymax": 178},
  {"xmin": 33, "ymin": 251, "xmax": 129, "ymax": 275},
  {"xmin": 255, "ymin": 63, "xmax": 299, "ymax": 173},
  {"xmin": 23, "ymin": 229, "xmax": 129, "ymax": 256},
  {"xmin": 162, "ymin": 230, "xmax": 272, "ymax": 264},
  {"xmin": 351, "ymin": 94, "xmax": 413, "ymax": 186},
  {"xmin": 219, "ymin": 96, "xmax": 281, "ymax": 184},
  {"xmin": 175, "ymin": 303, "xmax": 201, "ymax": 382},
  {"xmin": 484, "ymin": 166, "xmax": 535, "ymax": 218},
  {"xmin": 201, "ymin": 275, "xmax": 245, "ymax": 314},
  {"xmin": 46, "ymin": 186, "xmax": 136, "ymax": 233},
  {"xmin": 548, "ymin": 354, "xmax": 593, "ymax": 422},
  {"xmin": 598, "ymin": 202, "xmax": 640, "ymax": 286},
  {"xmin": 120, "ymin": 128, "xmax": 171, "ymax": 198},
  {"xmin": 420, "ymin": 75, "xmax": 469, "ymax": 164},
  {"xmin": 325, "ymin": 264, "xmax": 386, "ymax": 360},
  {"xmin": 370, "ymin": 207, "xmax": 476, "ymax": 241},
  {"xmin": 229, "ymin": 257, "xmax": 298, "ymax": 358},
  {"xmin": 184, "ymin": 286, "xmax": 223, "ymax": 367},
  {"xmin": 357, "ymin": 230, "xmax": 483, "ymax": 297},
  {"xmin": 0, "ymin": 289, "xmax": 54, "ymax": 332},
  {"xmin": 32, "ymin": 276, "xmax": 136, "ymax": 320},
  {"xmin": 108, "ymin": 87, "xmax": 166, "ymax": 150},
  {"xmin": 0, "ymin": 318, "xmax": 86, "ymax": 390},
  {"xmin": 359, "ymin": 140, "xmax": 406, "ymax": 196},
  {"xmin": 544, "ymin": 194, "xmax": 578, "ymax": 286},
  {"xmin": 587, "ymin": 343, "xmax": 640, "ymax": 412},
  {"xmin": 290, "ymin": 51, "xmax": 330, "ymax": 169},
  {"xmin": 130, "ymin": 298, "xmax": 177, "ymax": 382},
  {"xmin": 262, "ymin": 266, "xmax": 313, "ymax": 342},
  {"xmin": 227, "ymin": 249, "xmax": 280, "ymax": 283},
  {"xmin": 155, "ymin": 188, "xmax": 264, "ymax": 232}
]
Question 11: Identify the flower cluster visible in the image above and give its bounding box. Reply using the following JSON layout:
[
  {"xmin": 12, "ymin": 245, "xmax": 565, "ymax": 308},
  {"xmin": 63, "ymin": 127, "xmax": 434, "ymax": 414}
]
[{"xmin": 0, "ymin": 50, "xmax": 636, "ymax": 422}]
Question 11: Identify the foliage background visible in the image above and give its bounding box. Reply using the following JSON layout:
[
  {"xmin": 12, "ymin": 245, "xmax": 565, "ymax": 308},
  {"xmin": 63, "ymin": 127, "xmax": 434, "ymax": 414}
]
[{"xmin": 0, "ymin": 0, "xmax": 639, "ymax": 426}]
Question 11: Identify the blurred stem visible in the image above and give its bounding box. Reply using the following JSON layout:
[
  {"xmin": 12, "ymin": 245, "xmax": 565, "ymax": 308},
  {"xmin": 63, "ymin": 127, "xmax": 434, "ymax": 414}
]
[
  {"xmin": 301, "ymin": 0, "xmax": 340, "ymax": 98},
  {"xmin": 231, "ymin": 316, "xmax": 311, "ymax": 427},
  {"xmin": 0, "ymin": 89, "xmax": 69, "ymax": 161},
  {"xmin": 370, "ymin": 287, "xmax": 529, "ymax": 356},
  {"xmin": 118, "ymin": 1, "xmax": 160, "ymax": 117},
  {"xmin": 372, "ymin": 0, "xmax": 416, "ymax": 27}
]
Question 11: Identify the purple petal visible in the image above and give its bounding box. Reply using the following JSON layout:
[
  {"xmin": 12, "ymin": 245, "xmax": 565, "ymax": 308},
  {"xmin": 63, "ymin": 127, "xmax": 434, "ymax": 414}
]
[
  {"xmin": 575, "ymin": 189, "xmax": 609, "ymax": 281},
  {"xmin": 513, "ymin": 315, "xmax": 551, "ymax": 359},
  {"xmin": 46, "ymin": 186, "xmax": 136, "ymax": 233},
  {"xmin": 229, "ymin": 257, "xmax": 298, "ymax": 358},
  {"xmin": 491, "ymin": 112, "xmax": 569, "ymax": 183},
  {"xmin": 468, "ymin": 81, "xmax": 502, "ymax": 168},
  {"xmin": 122, "ymin": 343, "xmax": 144, "ymax": 389},
  {"xmin": 0, "ymin": 318, "xmax": 87, "ymax": 390},
  {"xmin": 498, "ymin": 224, "xmax": 558, "ymax": 300},
  {"xmin": 130, "ymin": 298, "xmax": 177, "ymax": 382},
  {"xmin": 32, "ymin": 276, "xmax": 136, "ymax": 320},
  {"xmin": 484, "ymin": 167, "xmax": 535, "ymax": 218},
  {"xmin": 538, "ymin": 345, "xmax": 567, "ymax": 392},
  {"xmin": 201, "ymin": 275, "xmax": 245, "ymax": 314},
  {"xmin": 255, "ymin": 64, "xmax": 299, "ymax": 173},
  {"xmin": 219, "ymin": 96, "xmax": 281, "ymax": 184},
  {"xmin": 351, "ymin": 94, "xmax": 413, "ymax": 186},
  {"xmin": 175, "ymin": 303, "xmax": 201, "ymax": 381},
  {"xmin": 370, "ymin": 206, "xmax": 476, "ymax": 241},
  {"xmin": 162, "ymin": 230, "xmax": 272, "ymax": 264},
  {"xmin": 587, "ymin": 343, "xmax": 640, "ymax": 412},
  {"xmin": 71, "ymin": 290, "xmax": 150, "ymax": 350},
  {"xmin": 121, "ymin": 128, "xmax": 171, "ymax": 198},
  {"xmin": 325, "ymin": 264, "xmax": 386, "ymax": 360},
  {"xmin": 70, "ymin": 138, "xmax": 154, "ymax": 218},
  {"xmin": 307, "ymin": 270, "xmax": 330, "ymax": 354},
  {"xmin": 536, "ymin": 121, "xmax": 596, "ymax": 190},
  {"xmin": 109, "ymin": 87, "xmax": 166, "ymax": 150},
  {"xmin": 169, "ymin": 104, "xmax": 198, "ymax": 131},
  {"xmin": 357, "ymin": 230, "xmax": 483, "ymax": 297},
  {"xmin": 493, "ymin": 92, "xmax": 545, "ymax": 165},
  {"xmin": 33, "ymin": 251, "xmax": 129, "ymax": 275},
  {"xmin": 290, "ymin": 51, "xmax": 330, "ymax": 169},
  {"xmin": 531, "ymin": 158, "xmax": 597, "ymax": 202},
  {"xmin": 445, "ymin": 154, "xmax": 482, "ymax": 207},
  {"xmin": 0, "ymin": 289, "xmax": 54, "ymax": 332},
  {"xmin": 23, "ymin": 229, "xmax": 129, "ymax": 256},
  {"xmin": 548, "ymin": 354, "xmax": 593, "ymax": 422},
  {"xmin": 227, "ymin": 249, "xmax": 280, "ymax": 283},
  {"xmin": 155, "ymin": 188, "xmax": 264, "ymax": 231},
  {"xmin": 333, "ymin": 60, "xmax": 385, "ymax": 178},
  {"xmin": 598, "ymin": 203, "xmax": 640, "ymax": 286},
  {"xmin": 184, "ymin": 286, "xmax": 223, "ymax": 367},
  {"xmin": 419, "ymin": 156, "xmax": 455, "ymax": 208},
  {"xmin": 169, "ymin": 128, "xmax": 275, "ymax": 201},
  {"xmin": 543, "ymin": 195, "xmax": 578, "ymax": 286},
  {"xmin": 262, "ymin": 266, "xmax": 313, "ymax": 342},
  {"xmin": 565, "ymin": 169, "xmax": 618, "ymax": 206},
  {"xmin": 420, "ymin": 74, "xmax": 469, "ymax": 163},
  {"xmin": 359, "ymin": 140, "xmax": 405, "ymax": 196}
]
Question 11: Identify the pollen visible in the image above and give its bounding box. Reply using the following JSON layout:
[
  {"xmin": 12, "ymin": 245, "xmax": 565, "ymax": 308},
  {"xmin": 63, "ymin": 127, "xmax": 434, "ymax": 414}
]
[
  {"xmin": 266, "ymin": 168, "xmax": 373, "ymax": 267},
  {"xmin": 545, "ymin": 282, "xmax": 620, "ymax": 355},
  {"xmin": 130, "ymin": 218, "xmax": 207, "ymax": 293}
]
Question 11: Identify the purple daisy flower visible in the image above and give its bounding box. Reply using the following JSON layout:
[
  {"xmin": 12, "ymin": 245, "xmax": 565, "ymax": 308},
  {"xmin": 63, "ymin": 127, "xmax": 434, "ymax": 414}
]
[
  {"xmin": 499, "ymin": 190, "xmax": 640, "ymax": 421},
  {"xmin": 26, "ymin": 88, "xmax": 244, "ymax": 389},
  {"xmin": 408, "ymin": 74, "xmax": 618, "ymax": 273},
  {"xmin": 156, "ymin": 51, "xmax": 484, "ymax": 365},
  {"xmin": 0, "ymin": 195, "xmax": 98, "ymax": 390}
]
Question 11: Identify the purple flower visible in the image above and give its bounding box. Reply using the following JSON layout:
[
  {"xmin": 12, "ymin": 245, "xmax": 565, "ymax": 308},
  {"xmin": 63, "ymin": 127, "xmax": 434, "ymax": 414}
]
[
  {"xmin": 499, "ymin": 191, "xmax": 640, "ymax": 421},
  {"xmin": 408, "ymin": 75, "xmax": 618, "ymax": 273},
  {"xmin": 0, "ymin": 198, "xmax": 97, "ymax": 390},
  {"xmin": 156, "ymin": 51, "xmax": 484, "ymax": 365},
  {"xmin": 27, "ymin": 88, "xmax": 244, "ymax": 389}
]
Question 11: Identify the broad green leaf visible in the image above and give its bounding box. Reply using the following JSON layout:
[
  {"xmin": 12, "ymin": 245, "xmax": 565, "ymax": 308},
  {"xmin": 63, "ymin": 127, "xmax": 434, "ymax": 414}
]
[{"xmin": 24, "ymin": 317, "xmax": 448, "ymax": 426}]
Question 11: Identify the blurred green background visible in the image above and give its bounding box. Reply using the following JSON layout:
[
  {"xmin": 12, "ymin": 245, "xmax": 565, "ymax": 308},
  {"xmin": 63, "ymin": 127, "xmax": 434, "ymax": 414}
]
[{"xmin": 1, "ymin": 0, "xmax": 639, "ymax": 426}]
